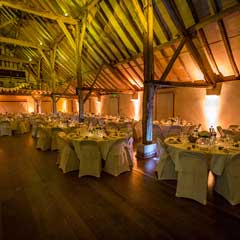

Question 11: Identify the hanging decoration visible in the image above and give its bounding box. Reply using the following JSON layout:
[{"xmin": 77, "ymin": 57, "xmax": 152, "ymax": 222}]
[{"xmin": 0, "ymin": 83, "xmax": 30, "ymax": 93}]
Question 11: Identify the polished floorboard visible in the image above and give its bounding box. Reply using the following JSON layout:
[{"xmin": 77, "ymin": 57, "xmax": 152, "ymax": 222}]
[{"xmin": 0, "ymin": 134, "xmax": 240, "ymax": 240}]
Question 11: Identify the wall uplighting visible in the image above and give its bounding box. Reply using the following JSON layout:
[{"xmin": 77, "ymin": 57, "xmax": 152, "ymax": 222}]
[
  {"xmin": 96, "ymin": 97, "xmax": 101, "ymax": 115},
  {"xmin": 131, "ymin": 92, "xmax": 140, "ymax": 121},
  {"xmin": 28, "ymin": 105, "xmax": 34, "ymax": 113},
  {"xmin": 205, "ymin": 95, "xmax": 220, "ymax": 129},
  {"xmin": 75, "ymin": 100, "xmax": 79, "ymax": 113},
  {"xmin": 62, "ymin": 99, "xmax": 67, "ymax": 112}
]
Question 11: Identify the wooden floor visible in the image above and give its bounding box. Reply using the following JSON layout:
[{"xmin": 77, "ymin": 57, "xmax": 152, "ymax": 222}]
[{"xmin": 0, "ymin": 134, "xmax": 240, "ymax": 240}]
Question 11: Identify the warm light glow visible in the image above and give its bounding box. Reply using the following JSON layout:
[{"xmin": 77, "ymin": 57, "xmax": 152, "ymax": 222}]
[
  {"xmin": 64, "ymin": 12, "xmax": 69, "ymax": 16},
  {"xmin": 193, "ymin": 69, "xmax": 204, "ymax": 80},
  {"xmin": 218, "ymin": 65, "xmax": 233, "ymax": 76},
  {"xmin": 205, "ymin": 95, "xmax": 219, "ymax": 129},
  {"xmin": 39, "ymin": 41, "xmax": 43, "ymax": 46},
  {"xmin": 29, "ymin": 58, "xmax": 32, "ymax": 62},
  {"xmin": 62, "ymin": 99, "xmax": 67, "ymax": 112},
  {"xmin": 131, "ymin": 92, "xmax": 140, "ymax": 121},
  {"xmin": 75, "ymin": 100, "xmax": 79, "ymax": 113},
  {"xmin": 96, "ymin": 101, "xmax": 101, "ymax": 115},
  {"xmin": 28, "ymin": 105, "xmax": 34, "ymax": 113}
]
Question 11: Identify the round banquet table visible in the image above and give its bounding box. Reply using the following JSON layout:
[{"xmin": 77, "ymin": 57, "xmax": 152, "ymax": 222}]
[
  {"xmin": 165, "ymin": 137, "xmax": 240, "ymax": 176},
  {"xmin": 69, "ymin": 133, "xmax": 129, "ymax": 161}
]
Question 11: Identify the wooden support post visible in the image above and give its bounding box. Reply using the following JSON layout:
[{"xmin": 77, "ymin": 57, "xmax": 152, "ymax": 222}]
[
  {"xmin": 137, "ymin": 0, "xmax": 157, "ymax": 159},
  {"xmin": 52, "ymin": 94, "xmax": 57, "ymax": 114},
  {"xmin": 76, "ymin": 13, "xmax": 88, "ymax": 122},
  {"xmin": 50, "ymin": 46, "xmax": 57, "ymax": 114},
  {"xmin": 32, "ymin": 95, "xmax": 42, "ymax": 113},
  {"xmin": 142, "ymin": 0, "xmax": 154, "ymax": 145},
  {"xmin": 37, "ymin": 59, "xmax": 41, "ymax": 90}
]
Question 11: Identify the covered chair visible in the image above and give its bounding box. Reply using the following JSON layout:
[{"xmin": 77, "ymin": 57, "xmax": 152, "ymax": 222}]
[
  {"xmin": 0, "ymin": 121, "xmax": 12, "ymax": 136},
  {"xmin": 73, "ymin": 140, "xmax": 102, "ymax": 178},
  {"xmin": 51, "ymin": 127, "xmax": 63, "ymax": 151},
  {"xmin": 153, "ymin": 124, "xmax": 164, "ymax": 141},
  {"xmin": 36, "ymin": 128, "xmax": 52, "ymax": 151},
  {"xmin": 133, "ymin": 120, "xmax": 142, "ymax": 140},
  {"xmin": 104, "ymin": 138, "xmax": 131, "ymax": 176},
  {"xmin": 217, "ymin": 126, "xmax": 225, "ymax": 138},
  {"xmin": 16, "ymin": 121, "xmax": 28, "ymax": 134},
  {"xmin": 222, "ymin": 128, "xmax": 234, "ymax": 137},
  {"xmin": 59, "ymin": 139, "xmax": 79, "ymax": 173},
  {"xmin": 125, "ymin": 137, "xmax": 134, "ymax": 169},
  {"xmin": 228, "ymin": 125, "xmax": 240, "ymax": 130},
  {"xmin": 214, "ymin": 154, "xmax": 240, "ymax": 205},
  {"xmin": 155, "ymin": 138, "xmax": 177, "ymax": 180},
  {"xmin": 176, "ymin": 151, "xmax": 208, "ymax": 205}
]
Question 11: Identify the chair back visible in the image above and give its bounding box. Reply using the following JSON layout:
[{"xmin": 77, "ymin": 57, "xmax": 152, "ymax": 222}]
[
  {"xmin": 153, "ymin": 124, "xmax": 163, "ymax": 141},
  {"xmin": 217, "ymin": 126, "xmax": 225, "ymax": 138},
  {"xmin": 107, "ymin": 138, "xmax": 128, "ymax": 159},
  {"xmin": 228, "ymin": 125, "xmax": 239, "ymax": 130},
  {"xmin": 74, "ymin": 140, "xmax": 101, "ymax": 161},
  {"xmin": 178, "ymin": 150, "xmax": 208, "ymax": 173},
  {"xmin": 133, "ymin": 121, "xmax": 142, "ymax": 140},
  {"xmin": 225, "ymin": 154, "xmax": 240, "ymax": 176},
  {"xmin": 222, "ymin": 129, "xmax": 234, "ymax": 136}
]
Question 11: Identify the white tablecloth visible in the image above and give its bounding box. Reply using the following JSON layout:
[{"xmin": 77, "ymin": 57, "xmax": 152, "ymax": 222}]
[{"xmin": 165, "ymin": 138, "xmax": 240, "ymax": 175}]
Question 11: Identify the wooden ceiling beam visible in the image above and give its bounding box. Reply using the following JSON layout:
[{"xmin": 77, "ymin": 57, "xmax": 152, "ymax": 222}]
[
  {"xmin": 81, "ymin": 87, "xmax": 134, "ymax": 93},
  {"xmin": 83, "ymin": 63, "xmax": 104, "ymax": 103},
  {"xmin": 189, "ymin": 3, "xmax": 240, "ymax": 32},
  {"xmin": 158, "ymin": 37, "xmax": 186, "ymax": 82},
  {"xmin": 208, "ymin": 0, "xmax": 239, "ymax": 77},
  {"xmin": 57, "ymin": 20, "xmax": 76, "ymax": 50},
  {"xmin": 0, "ymin": 55, "xmax": 37, "ymax": 64},
  {"xmin": 186, "ymin": 0, "xmax": 221, "ymax": 76},
  {"xmin": 114, "ymin": 37, "xmax": 180, "ymax": 66},
  {"xmin": 0, "ymin": 18, "xmax": 18, "ymax": 29},
  {"xmin": 132, "ymin": 0, "xmax": 147, "ymax": 32},
  {"xmin": 162, "ymin": 0, "xmax": 217, "ymax": 85},
  {"xmin": 0, "ymin": 36, "xmax": 49, "ymax": 50},
  {"xmin": 153, "ymin": 80, "xmax": 211, "ymax": 88},
  {"xmin": 0, "ymin": 1, "xmax": 77, "ymax": 25},
  {"xmin": 37, "ymin": 49, "xmax": 51, "ymax": 69}
]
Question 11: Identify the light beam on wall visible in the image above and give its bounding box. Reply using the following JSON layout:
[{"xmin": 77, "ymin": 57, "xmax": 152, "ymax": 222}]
[
  {"xmin": 96, "ymin": 96, "xmax": 101, "ymax": 115},
  {"xmin": 28, "ymin": 105, "xmax": 34, "ymax": 113},
  {"xmin": 76, "ymin": 100, "xmax": 79, "ymax": 113},
  {"xmin": 131, "ymin": 92, "xmax": 140, "ymax": 121},
  {"xmin": 62, "ymin": 99, "xmax": 67, "ymax": 112},
  {"xmin": 205, "ymin": 95, "xmax": 219, "ymax": 129}
]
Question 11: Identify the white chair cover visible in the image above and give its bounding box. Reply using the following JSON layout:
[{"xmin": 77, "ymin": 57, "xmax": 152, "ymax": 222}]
[
  {"xmin": 217, "ymin": 126, "xmax": 225, "ymax": 138},
  {"xmin": 155, "ymin": 138, "xmax": 177, "ymax": 180},
  {"xmin": 126, "ymin": 137, "xmax": 134, "ymax": 168},
  {"xmin": 73, "ymin": 140, "xmax": 102, "ymax": 178},
  {"xmin": 56, "ymin": 132, "xmax": 67, "ymax": 164},
  {"xmin": 36, "ymin": 128, "xmax": 51, "ymax": 151},
  {"xmin": 133, "ymin": 121, "xmax": 142, "ymax": 140},
  {"xmin": 59, "ymin": 140, "xmax": 79, "ymax": 173},
  {"xmin": 16, "ymin": 121, "xmax": 28, "ymax": 134},
  {"xmin": 176, "ymin": 150, "xmax": 208, "ymax": 205},
  {"xmin": 51, "ymin": 127, "xmax": 62, "ymax": 150},
  {"xmin": 0, "ymin": 121, "xmax": 12, "ymax": 136},
  {"xmin": 214, "ymin": 154, "xmax": 240, "ymax": 205},
  {"xmin": 153, "ymin": 124, "xmax": 163, "ymax": 141},
  {"xmin": 103, "ymin": 138, "xmax": 131, "ymax": 176}
]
